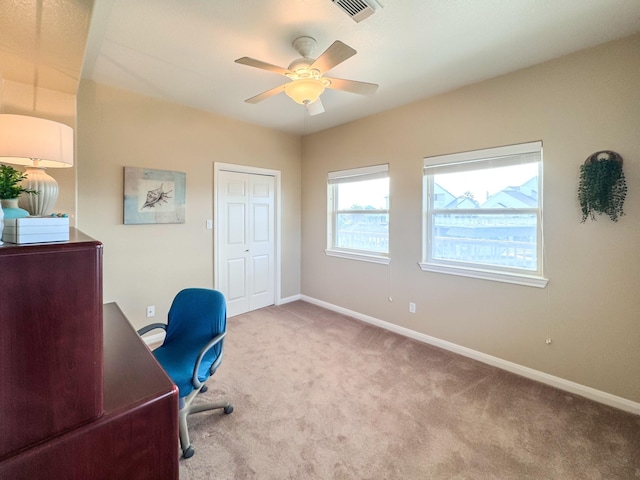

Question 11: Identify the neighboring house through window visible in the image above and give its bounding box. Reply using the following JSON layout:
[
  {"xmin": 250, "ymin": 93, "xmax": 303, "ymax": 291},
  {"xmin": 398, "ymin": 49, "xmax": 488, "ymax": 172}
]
[
  {"xmin": 421, "ymin": 142, "xmax": 547, "ymax": 287},
  {"xmin": 327, "ymin": 164, "xmax": 389, "ymax": 264}
]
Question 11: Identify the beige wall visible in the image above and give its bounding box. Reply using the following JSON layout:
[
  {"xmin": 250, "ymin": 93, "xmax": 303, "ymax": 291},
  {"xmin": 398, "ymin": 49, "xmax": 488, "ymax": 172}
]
[
  {"xmin": 15, "ymin": 32, "xmax": 636, "ymax": 406},
  {"xmin": 0, "ymin": 79, "xmax": 77, "ymax": 220},
  {"xmin": 301, "ymin": 34, "xmax": 640, "ymax": 403},
  {"xmin": 77, "ymin": 80, "xmax": 301, "ymax": 328}
]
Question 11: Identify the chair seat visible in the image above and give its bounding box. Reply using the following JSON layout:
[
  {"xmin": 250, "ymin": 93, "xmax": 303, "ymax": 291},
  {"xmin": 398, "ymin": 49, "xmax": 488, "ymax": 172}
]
[{"xmin": 153, "ymin": 341, "xmax": 214, "ymax": 397}]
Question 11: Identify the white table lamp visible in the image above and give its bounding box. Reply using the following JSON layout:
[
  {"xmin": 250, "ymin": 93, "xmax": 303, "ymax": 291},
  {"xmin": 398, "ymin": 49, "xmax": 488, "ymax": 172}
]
[{"xmin": 0, "ymin": 114, "xmax": 73, "ymax": 216}]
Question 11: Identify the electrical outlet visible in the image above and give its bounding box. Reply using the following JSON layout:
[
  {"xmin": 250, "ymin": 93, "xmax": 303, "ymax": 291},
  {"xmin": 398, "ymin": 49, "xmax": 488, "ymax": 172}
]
[
  {"xmin": 545, "ymin": 337, "xmax": 552, "ymax": 345},
  {"xmin": 206, "ymin": 219, "xmax": 213, "ymax": 230},
  {"xmin": 146, "ymin": 305, "xmax": 155, "ymax": 318},
  {"xmin": 409, "ymin": 302, "xmax": 416, "ymax": 314}
]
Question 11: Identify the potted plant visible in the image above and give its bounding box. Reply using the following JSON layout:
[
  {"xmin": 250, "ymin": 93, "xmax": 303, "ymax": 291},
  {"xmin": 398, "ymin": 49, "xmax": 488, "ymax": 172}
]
[
  {"xmin": 578, "ymin": 151, "xmax": 627, "ymax": 222},
  {"xmin": 0, "ymin": 164, "xmax": 38, "ymax": 218}
]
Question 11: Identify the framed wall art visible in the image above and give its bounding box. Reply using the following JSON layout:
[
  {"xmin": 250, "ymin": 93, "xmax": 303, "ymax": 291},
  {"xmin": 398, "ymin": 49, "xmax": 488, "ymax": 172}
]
[{"xmin": 124, "ymin": 167, "xmax": 186, "ymax": 224}]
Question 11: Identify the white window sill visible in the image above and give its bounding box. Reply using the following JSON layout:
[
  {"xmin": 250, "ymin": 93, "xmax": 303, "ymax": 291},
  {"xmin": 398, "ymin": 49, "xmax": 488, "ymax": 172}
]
[
  {"xmin": 326, "ymin": 249, "xmax": 390, "ymax": 265},
  {"xmin": 419, "ymin": 262, "xmax": 548, "ymax": 288}
]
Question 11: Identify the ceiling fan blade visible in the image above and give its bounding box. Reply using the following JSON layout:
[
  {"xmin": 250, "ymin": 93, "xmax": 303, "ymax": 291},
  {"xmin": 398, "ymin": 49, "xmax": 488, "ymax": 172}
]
[
  {"xmin": 235, "ymin": 57, "xmax": 291, "ymax": 76},
  {"xmin": 310, "ymin": 41, "xmax": 356, "ymax": 74},
  {"xmin": 244, "ymin": 84, "xmax": 287, "ymax": 104},
  {"xmin": 306, "ymin": 98, "xmax": 325, "ymax": 116},
  {"xmin": 325, "ymin": 77, "xmax": 378, "ymax": 95}
]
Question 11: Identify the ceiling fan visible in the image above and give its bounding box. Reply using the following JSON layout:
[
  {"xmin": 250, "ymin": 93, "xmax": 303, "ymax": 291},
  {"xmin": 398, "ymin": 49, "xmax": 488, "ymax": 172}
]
[{"xmin": 235, "ymin": 36, "xmax": 378, "ymax": 115}]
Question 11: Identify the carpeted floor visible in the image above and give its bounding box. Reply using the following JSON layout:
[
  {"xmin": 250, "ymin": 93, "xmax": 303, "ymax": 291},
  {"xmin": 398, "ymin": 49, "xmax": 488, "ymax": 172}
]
[{"xmin": 178, "ymin": 301, "xmax": 640, "ymax": 480}]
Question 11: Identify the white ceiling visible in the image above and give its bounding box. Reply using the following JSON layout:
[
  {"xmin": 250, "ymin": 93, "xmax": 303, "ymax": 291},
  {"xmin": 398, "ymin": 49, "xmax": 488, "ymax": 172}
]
[
  {"xmin": 0, "ymin": 0, "xmax": 93, "ymax": 96},
  {"xmin": 52, "ymin": 1, "xmax": 640, "ymax": 135}
]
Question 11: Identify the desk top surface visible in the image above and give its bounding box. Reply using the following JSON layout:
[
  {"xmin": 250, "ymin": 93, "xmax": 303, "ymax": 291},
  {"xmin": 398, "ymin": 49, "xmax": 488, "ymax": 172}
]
[{"xmin": 103, "ymin": 302, "xmax": 177, "ymax": 413}]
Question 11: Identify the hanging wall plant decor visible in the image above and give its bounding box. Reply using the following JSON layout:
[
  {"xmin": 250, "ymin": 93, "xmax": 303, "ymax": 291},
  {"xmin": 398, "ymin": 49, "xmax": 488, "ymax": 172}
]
[{"xmin": 578, "ymin": 150, "xmax": 627, "ymax": 222}]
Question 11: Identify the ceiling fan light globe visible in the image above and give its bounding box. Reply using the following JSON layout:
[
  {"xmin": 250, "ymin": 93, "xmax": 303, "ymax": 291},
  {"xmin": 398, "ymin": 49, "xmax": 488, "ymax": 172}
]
[{"xmin": 284, "ymin": 78, "xmax": 325, "ymax": 105}]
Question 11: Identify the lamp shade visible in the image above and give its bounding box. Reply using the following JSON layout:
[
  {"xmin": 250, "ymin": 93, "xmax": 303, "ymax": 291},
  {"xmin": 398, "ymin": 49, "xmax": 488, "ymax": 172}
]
[
  {"xmin": 284, "ymin": 78, "xmax": 326, "ymax": 105},
  {"xmin": 0, "ymin": 114, "xmax": 73, "ymax": 168}
]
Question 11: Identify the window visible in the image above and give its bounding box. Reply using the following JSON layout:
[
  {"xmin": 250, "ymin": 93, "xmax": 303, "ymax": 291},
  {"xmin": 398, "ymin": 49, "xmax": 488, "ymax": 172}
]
[
  {"xmin": 421, "ymin": 142, "xmax": 547, "ymax": 287},
  {"xmin": 327, "ymin": 164, "xmax": 389, "ymax": 264}
]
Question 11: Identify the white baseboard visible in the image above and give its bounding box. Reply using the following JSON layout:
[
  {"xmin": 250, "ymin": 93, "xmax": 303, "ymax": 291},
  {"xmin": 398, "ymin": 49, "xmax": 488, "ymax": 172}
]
[
  {"xmin": 301, "ymin": 295, "xmax": 640, "ymax": 416},
  {"xmin": 278, "ymin": 294, "xmax": 302, "ymax": 305}
]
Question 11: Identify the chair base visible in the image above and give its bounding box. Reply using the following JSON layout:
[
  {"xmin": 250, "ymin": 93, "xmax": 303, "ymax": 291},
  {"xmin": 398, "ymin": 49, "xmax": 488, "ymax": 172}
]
[{"xmin": 179, "ymin": 386, "xmax": 233, "ymax": 459}]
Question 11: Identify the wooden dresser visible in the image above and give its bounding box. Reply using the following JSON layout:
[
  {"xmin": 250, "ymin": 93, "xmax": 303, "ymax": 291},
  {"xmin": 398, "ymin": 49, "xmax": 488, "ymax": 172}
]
[{"xmin": 0, "ymin": 229, "xmax": 178, "ymax": 479}]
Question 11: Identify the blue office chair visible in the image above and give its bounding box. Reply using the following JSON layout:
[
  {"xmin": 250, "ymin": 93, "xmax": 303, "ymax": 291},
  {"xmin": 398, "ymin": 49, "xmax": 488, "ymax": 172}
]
[{"xmin": 138, "ymin": 288, "xmax": 233, "ymax": 459}]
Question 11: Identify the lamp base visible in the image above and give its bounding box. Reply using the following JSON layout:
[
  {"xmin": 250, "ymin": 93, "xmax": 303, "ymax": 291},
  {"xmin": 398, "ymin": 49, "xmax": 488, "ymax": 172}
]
[{"xmin": 18, "ymin": 166, "xmax": 59, "ymax": 216}]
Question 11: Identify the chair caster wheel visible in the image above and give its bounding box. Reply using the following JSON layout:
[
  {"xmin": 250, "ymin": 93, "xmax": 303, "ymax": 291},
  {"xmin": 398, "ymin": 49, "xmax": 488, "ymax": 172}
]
[
  {"xmin": 199, "ymin": 385, "xmax": 208, "ymax": 394},
  {"xmin": 183, "ymin": 446, "xmax": 195, "ymax": 459},
  {"xmin": 224, "ymin": 405, "xmax": 234, "ymax": 414}
]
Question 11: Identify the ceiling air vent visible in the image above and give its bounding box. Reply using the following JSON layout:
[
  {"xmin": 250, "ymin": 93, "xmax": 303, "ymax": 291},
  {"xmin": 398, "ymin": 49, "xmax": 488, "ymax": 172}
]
[{"xmin": 330, "ymin": 0, "xmax": 381, "ymax": 23}]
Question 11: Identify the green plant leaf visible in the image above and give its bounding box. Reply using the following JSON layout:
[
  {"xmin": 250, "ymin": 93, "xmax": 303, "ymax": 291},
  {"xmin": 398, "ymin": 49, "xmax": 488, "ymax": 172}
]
[
  {"xmin": 578, "ymin": 158, "xmax": 626, "ymax": 222},
  {"xmin": 0, "ymin": 164, "xmax": 39, "ymax": 199}
]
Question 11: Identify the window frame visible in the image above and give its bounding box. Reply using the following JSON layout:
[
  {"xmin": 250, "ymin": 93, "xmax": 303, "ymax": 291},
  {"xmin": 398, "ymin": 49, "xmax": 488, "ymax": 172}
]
[
  {"xmin": 326, "ymin": 164, "xmax": 390, "ymax": 264},
  {"xmin": 420, "ymin": 142, "xmax": 547, "ymax": 288}
]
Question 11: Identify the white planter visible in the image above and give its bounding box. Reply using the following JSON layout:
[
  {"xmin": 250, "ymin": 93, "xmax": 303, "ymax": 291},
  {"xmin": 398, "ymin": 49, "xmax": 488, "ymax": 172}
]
[{"xmin": 1, "ymin": 198, "xmax": 30, "ymax": 219}]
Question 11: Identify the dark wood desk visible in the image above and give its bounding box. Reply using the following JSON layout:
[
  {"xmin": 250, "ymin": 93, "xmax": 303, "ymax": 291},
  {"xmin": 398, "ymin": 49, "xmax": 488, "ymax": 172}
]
[
  {"xmin": 0, "ymin": 303, "xmax": 179, "ymax": 480},
  {"xmin": 0, "ymin": 233, "xmax": 179, "ymax": 479}
]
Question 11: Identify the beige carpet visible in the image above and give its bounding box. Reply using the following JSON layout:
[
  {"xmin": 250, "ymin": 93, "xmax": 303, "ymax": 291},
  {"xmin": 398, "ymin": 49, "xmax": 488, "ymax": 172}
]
[{"xmin": 178, "ymin": 301, "xmax": 640, "ymax": 480}]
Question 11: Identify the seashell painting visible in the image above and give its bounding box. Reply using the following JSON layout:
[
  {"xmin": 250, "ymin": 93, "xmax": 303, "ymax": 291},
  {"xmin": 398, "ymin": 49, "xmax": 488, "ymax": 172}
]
[{"xmin": 123, "ymin": 167, "xmax": 186, "ymax": 224}]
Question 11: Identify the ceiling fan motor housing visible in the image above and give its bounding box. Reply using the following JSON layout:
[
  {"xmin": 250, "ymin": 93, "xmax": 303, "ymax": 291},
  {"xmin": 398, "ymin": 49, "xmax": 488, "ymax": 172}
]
[
  {"xmin": 287, "ymin": 58, "xmax": 315, "ymax": 75},
  {"xmin": 292, "ymin": 36, "xmax": 317, "ymax": 58}
]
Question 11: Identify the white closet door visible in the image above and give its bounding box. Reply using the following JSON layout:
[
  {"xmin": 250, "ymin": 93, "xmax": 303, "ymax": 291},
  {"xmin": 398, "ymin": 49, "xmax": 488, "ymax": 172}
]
[{"xmin": 218, "ymin": 170, "xmax": 275, "ymax": 317}]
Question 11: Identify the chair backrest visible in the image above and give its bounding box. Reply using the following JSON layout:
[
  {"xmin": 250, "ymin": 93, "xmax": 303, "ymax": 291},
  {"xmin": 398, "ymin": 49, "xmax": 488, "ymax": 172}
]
[{"xmin": 164, "ymin": 288, "xmax": 227, "ymax": 366}]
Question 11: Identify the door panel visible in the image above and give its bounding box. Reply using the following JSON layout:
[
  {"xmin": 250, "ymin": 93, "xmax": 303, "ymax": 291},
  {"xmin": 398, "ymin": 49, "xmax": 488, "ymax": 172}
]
[
  {"xmin": 252, "ymin": 204, "xmax": 269, "ymax": 242},
  {"xmin": 227, "ymin": 204, "xmax": 246, "ymax": 244},
  {"xmin": 252, "ymin": 255, "xmax": 270, "ymax": 294},
  {"xmin": 226, "ymin": 258, "xmax": 246, "ymax": 302},
  {"xmin": 218, "ymin": 171, "xmax": 250, "ymax": 315},
  {"xmin": 227, "ymin": 179, "xmax": 246, "ymax": 196},
  {"xmin": 248, "ymin": 174, "xmax": 275, "ymax": 311}
]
